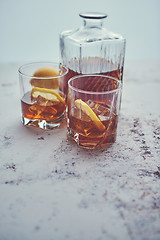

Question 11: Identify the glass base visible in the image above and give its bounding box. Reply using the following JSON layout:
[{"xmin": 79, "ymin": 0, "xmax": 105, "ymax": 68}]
[
  {"xmin": 22, "ymin": 115, "xmax": 64, "ymax": 130},
  {"xmin": 67, "ymin": 127, "xmax": 117, "ymax": 149}
]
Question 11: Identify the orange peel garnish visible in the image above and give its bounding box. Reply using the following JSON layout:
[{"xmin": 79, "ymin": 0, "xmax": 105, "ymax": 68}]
[
  {"xmin": 75, "ymin": 99, "xmax": 105, "ymax": 131},
  {"xmin": 31, "ymin": 87, "xmax": 65, "ymax": 104}
]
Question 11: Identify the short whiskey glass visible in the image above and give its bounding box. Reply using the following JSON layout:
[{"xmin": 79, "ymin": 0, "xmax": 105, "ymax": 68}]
[
  {"xmin": 67, "ymin": 74, "xmax": 122, "ymax": 149},
  {"xmin": 18, "ymin": 62, "xmax": 68, "ymax": 129}
]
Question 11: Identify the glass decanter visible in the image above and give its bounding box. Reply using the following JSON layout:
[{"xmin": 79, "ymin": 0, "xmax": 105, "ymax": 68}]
[{"xmin": 59, "ymin": 12, "xmax": 126, "ymax": 95}]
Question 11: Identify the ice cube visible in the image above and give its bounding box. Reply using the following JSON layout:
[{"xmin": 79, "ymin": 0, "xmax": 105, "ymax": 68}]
[
  {"xmin": 98, "ymin": 115, "xmax": 109, "ymax": 121},
  {"xmin": 36, "ymin": 95, "xmax": 50, "ymax": 106},
  {"xmin": 72, "ymin": 106, "xmax": 91, "ymax": 122},
  {"xmin": 29, "ymin": 104, "xmax": 45, "ymax": 116},
  {"xmin": 86, "ymin": 99, "xmax": 111, "ymax": 120},
  {"xmin": 87, "ymin": 99, "xmax": 95, "ymax": 108},
  {"xmin": 32, "ymin": 95, "xmax": 57, "ymax": 107}
]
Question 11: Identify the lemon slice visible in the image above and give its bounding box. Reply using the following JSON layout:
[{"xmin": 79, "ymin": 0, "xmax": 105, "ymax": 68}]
[
  {"xmin": 30, "ymin": 67, "xmax": 59, "ymax": 89},
  {"xmin": 75, "ymin": 99, "xmax": 105, "ymax": 131},
  {"xmin": 31, "ymin": 87, "xmax": 65, "ymax": 104}
]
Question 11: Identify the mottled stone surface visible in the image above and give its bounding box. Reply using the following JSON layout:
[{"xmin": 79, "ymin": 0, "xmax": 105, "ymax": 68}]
[{"xmin": 0, "ymin": 60, "xmax": 160, "ymax": 240}]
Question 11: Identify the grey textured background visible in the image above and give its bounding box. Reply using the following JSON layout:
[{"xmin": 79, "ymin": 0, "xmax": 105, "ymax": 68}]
[{"xmin": 0, "ymin": 0, "xmax": 160, "ymax": 63}]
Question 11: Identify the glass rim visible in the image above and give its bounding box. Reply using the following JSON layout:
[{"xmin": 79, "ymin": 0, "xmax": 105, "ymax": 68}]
[
  {"xmin": 18, "ymin": 61, "xmax": 68, "ymax": 79},
  {"xmin": 68, "ymin": 74, "xmax": 122, "ymax": 95}
]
